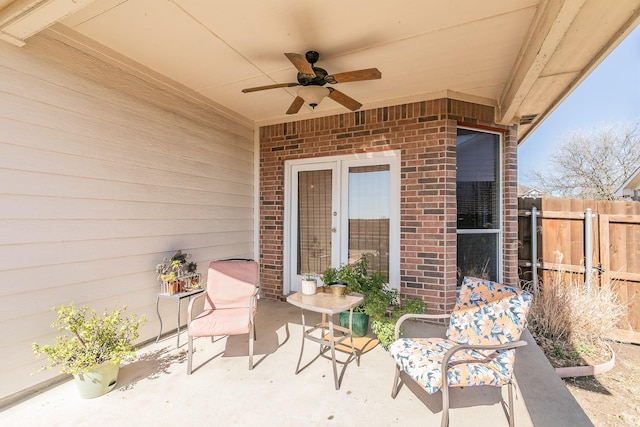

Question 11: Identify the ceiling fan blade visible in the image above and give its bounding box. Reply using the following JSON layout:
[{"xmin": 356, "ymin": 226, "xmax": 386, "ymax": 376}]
[
  {"xmin": 286, "ymin": 96, "xmax": 305, "ymax": 115},
  {"xmin": 242, "ymin": 82, "xmax": 299, "ymax": 93},
  {"xmin": 325, "ymin": 68, "xmax": 382, "ymax": 84},
  {"xmin": 284, "ymin": 52, "xmax": 315, "ymax": 76},
  {"xmin": 328, "ymin": 88, "xmax": 362, "ymax": 111}
]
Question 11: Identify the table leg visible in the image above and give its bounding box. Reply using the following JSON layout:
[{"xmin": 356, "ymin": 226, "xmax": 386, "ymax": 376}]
[
  {"xmin": 328, "ymin": 315, "xmax": 340, "ymax": 390},
  {"xmin": 295, "ymin": 309, "xmax": 307, "ymax": 375},
  {"xmin": 348, "ymin": 308, "xmax": 359, "ymax": 366},
  {"xmin": 155, "ymin": 296, "xmax": 162, "ymax": 343},
  {"xmin": 319, "ymin": 313, "xmax": 327, "ymax": 354},
  {"xmin": 176, "ymin": 297, "xmax": 182, "ymax": 348}
]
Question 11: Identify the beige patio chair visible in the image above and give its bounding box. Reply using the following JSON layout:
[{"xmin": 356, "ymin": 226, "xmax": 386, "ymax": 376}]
[
  {"xmin": 187, "ymin": 259, "xmax": 259, "ymax": 373},
  {"xmin": 388, "ymin": 276, "xmax": 533, "ymax": 427}
]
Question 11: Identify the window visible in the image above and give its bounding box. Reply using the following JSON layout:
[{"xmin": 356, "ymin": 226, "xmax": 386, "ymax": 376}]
[{"xmin": 456, "ymin": 128, "xmax": 501, "ymax": 285}]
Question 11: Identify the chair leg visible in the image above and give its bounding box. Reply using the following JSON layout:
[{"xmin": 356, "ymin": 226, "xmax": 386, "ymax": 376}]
[
  {"xmin": 248, "ymin": 321, "xmax": 255, "ymax": 370},
  {"xmin": 440, "ymin": 381, "xmax": 450, "ymax": 427},
  {"xmin": 391, "ymin": 365, "xmax": 401, "ymax": 398},
  {"xmin": 187, "ymin": 335, "xmax": 193, "ymax": 375},
  {"xmin": 508, "ymin": 382, "xmax": 515, "ymax": 427}
]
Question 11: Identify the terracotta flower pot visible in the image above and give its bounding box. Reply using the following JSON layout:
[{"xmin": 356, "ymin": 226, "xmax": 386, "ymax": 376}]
[{"xmin": 168, "ymin": 282, "xmax": 178, "ymax": 295}]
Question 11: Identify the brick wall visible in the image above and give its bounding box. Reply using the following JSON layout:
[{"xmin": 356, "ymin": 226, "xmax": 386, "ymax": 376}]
[{"xmin": 259, "ymin": 98, "xmax": 517, "ymax": 313}]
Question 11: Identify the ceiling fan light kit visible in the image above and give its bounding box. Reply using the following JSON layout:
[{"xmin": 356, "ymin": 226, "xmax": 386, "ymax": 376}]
[
  {"xmin": 297, "ymin": 86, "xmax": 330, "ymax": 109},
  {"xmin": 242, "ymin": 51, "xmax": 381, "ymax": 115}
]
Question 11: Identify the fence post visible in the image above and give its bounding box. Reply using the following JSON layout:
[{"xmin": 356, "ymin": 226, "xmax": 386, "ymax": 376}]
[
  {"xmin": 531, "ymin": 206, "xmax": 538, "ymax": 294},
  {"xmin": 584, "ymin": 208, "xmax": 593, "ymax": 293}
]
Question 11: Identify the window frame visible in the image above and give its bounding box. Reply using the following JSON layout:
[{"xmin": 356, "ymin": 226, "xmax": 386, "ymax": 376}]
[{"xmin": 456, "ymin": 126, "xmax": 503, "ymax": 284}]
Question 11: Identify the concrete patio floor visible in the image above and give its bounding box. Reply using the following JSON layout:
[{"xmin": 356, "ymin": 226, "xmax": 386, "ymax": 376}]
[{"xmin": 1, "ymin": 299, "xmax": 593, "ymax": 427}]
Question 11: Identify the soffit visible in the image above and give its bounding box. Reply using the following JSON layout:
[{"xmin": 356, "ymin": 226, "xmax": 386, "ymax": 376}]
[{"xmin": 1, "ymin": 0, "xmax": 639, "ymax": 143}]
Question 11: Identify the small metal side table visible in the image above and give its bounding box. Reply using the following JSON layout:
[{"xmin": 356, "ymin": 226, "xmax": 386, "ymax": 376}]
[
  {"xmin": 286, "ymin": 290, "xmax": 364, "ymax": 390},
  {"xmin": 155, "ymin": 288, "xmax": 205, "ymax": 348}
]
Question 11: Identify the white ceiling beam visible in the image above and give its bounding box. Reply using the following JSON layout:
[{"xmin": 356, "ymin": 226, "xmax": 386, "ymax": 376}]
[
  {"xmin": 0, "ymin": 0, "xmax": 95, "ymax": 47},
  {"xmin": 497, "ymin": 0, "xmax": 586, "ymax": 125}
]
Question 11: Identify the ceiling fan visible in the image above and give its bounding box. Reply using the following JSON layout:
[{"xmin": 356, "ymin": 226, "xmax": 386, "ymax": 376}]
[{"xmin": 241, "ymin": 51, "xmax": 381, "ymax": 114}]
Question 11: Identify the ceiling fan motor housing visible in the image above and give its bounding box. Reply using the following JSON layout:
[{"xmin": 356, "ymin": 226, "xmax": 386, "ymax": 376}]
[
  {"xmin": 305, "ymin": 50, "xmax": 320, "ymax": 64},
  {"xmin": 297, "ymin": 66, "xmax": 328, "ymax": 86}
]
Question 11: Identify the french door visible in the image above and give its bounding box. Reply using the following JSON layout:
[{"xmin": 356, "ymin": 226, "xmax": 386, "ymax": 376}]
[{"xmin": 284, "ymin": 152, "xmax": 400, "ymax": 294}]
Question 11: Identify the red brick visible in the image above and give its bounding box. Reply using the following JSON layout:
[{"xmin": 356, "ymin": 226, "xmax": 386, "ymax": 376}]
[{"xmin": 259, "ymin": 99, "xmax": 517, "ymax": 312}]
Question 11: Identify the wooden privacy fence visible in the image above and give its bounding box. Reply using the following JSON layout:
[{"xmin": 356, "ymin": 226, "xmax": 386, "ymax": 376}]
[{"xmin": 518, "ymin": 198, "xmax": 640, "ymax": 332}]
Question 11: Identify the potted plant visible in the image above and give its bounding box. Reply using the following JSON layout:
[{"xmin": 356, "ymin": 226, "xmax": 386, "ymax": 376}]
[
  {"xmin": 322, "ymin": 255, "xmax": 425, "ymax": 340},
  {"xmin": 156, "ymin": 250, "xmax": 200, "ymax": 294},
  {"xmin": 320, "ymin": 266, "xmax": 347, "ymax": 295},
  {"xmin": 321, "ymin": 256, "xmax": 388, "ymax": 336},
  {"xmin": 160, "ymin": 271, "xmax": 179, "ymax": 294},
  {"xmin": 32, "ymin": 302, "xmax": 146, "ymax": 399},
  {"xmin": 301, "ymin": 273, "xmax": 318, "ymax": 295}
]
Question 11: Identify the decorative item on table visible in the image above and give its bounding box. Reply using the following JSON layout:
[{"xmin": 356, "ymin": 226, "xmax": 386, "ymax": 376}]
[
  {"xmin": 301, "ymin": 273, "xmax": 318, "ymax": 295},
  {"xmin": 156, "ymin": 250, "xmax": 201, "ymax": 295},
  {"xmin": 329, "ymin": 282, "xmax": 347, "ymax": 296},
  {"xmin": 319, "ymin": 265, "xmax": 347, "ymax": 295}
]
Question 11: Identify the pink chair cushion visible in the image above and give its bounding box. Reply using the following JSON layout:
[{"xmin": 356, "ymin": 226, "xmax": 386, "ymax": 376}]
[
  {"xmin": 204, "ymin": 260, "xmax": 259, "ymax": 310},
  {"xmin": 189, "ymin": 308, "xmax": 252, "ymax": 337}
]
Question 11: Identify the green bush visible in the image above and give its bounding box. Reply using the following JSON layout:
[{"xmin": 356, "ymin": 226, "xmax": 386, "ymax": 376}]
[
  {"xmin": 322, "ymin": 256, "xmax": 394, "ymax": 317},
  {"xmin": 322, "ymin": 256, "xmax": 425, "ymax": 346},
  {"xmin": 372, "ymin": 297, "xmax": 425, "ymax": 348},
  {"xmin": 33, "ymin": 302, "xmax": 146, "ymax": 375}
]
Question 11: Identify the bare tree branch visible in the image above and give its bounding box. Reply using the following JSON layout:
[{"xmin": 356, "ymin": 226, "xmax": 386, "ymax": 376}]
[{"xmin": 527, "ymin": 122, "xmax": 640, "ymax": 200}]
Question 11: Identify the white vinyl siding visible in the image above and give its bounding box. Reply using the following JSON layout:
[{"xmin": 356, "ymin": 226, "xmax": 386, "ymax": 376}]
[{"xmin": 0, "ymin": 31, "xmax": 254, "ymax": 400}]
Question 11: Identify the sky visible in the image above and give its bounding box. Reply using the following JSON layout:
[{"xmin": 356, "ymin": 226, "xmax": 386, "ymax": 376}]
[{"xmin": 517, "ymin": 25, "xmax": 640, "ymax": 187}]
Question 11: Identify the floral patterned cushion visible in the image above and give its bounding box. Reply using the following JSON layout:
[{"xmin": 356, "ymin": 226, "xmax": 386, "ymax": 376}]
[
  {"xmin": 446, "ymin": 277, "xmax": 532, "ymax": 346},
  {"xmin": 388, "ymin": 337, "xmax": 517, "ymax": 394},
  {"xmin": 387, "ymin": 277, "xmax": 532, "ymax": 394}
]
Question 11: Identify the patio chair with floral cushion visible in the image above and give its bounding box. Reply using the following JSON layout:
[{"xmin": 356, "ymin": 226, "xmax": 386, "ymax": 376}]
[
  {"xmin": 187, "ymin": 259, "xmax": 259, "ymax": 373},
  {"xmin": 388, "ymin": 276, "xmax": 533, "ymax": 427}
]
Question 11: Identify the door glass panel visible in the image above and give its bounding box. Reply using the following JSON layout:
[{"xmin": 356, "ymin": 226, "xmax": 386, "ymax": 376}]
[
  {"xmin": 297, "ymin": 170, "xmax": 332, "ymax": 276},
  {"xmin": 348, "ymin": 165, "xmax": 390, "ymax": 280}
]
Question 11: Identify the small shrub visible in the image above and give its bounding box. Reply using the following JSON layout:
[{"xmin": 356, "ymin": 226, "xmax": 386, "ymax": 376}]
[
  {"xmin": 322, "ymin": 256, "xmax": 425, "ymax": 346},
  {"xmin": 33, "ymin": 302, "xmax": 146, "ymax": 375},
  {"xmin": 371, "ymin": 297, "xmax": 425, "ymax": 348},
  {"xmin": 527, "ymin": 272, "xmax": 626, "ymax": 366}
]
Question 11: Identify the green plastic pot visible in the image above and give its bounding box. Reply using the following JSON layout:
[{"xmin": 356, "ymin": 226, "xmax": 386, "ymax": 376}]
[{"xmin": 339, "ymin": 311, "xmax": 369, "ymax": 337}]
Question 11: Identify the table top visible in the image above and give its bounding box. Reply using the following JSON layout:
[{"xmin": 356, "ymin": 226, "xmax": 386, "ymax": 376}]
[
  {"xmin": 157, "ymin": 288, "xmax": 205, "ymax": 299},
  {"xmin": 286, "ymin": 291, "xmax": 364, "ymax": 315}
]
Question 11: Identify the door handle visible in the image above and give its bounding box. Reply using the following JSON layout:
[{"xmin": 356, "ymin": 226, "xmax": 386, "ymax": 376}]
[{"xmin": 331, "ymin": 227, "xmax": 337, "ymax": 233}]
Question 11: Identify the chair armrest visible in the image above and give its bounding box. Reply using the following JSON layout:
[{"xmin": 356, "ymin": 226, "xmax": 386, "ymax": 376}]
[
  {"xmin": 249, "ymin": 286, "xmax": 259, "ymax": 321},
  {"xmin": 187, "ymin": 292, "xmax": 207, "ymax": 324},
  {"xmin": 395, "ymin": 313, "xmax": 452, "ymax": 340},
  {"xmin": 441, "ymin": 340, "xmax": 528, "ymax": 378}
]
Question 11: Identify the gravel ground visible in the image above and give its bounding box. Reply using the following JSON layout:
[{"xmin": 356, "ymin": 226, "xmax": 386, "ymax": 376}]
[{"xmin": 562, "ymin": 342, "xmax": 640, "ymax": 426}]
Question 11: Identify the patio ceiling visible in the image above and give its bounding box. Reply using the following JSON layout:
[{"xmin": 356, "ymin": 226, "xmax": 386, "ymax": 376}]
[{"xmin": 1, "ymin": 0, "xmax": 639, "ymax": 142}]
